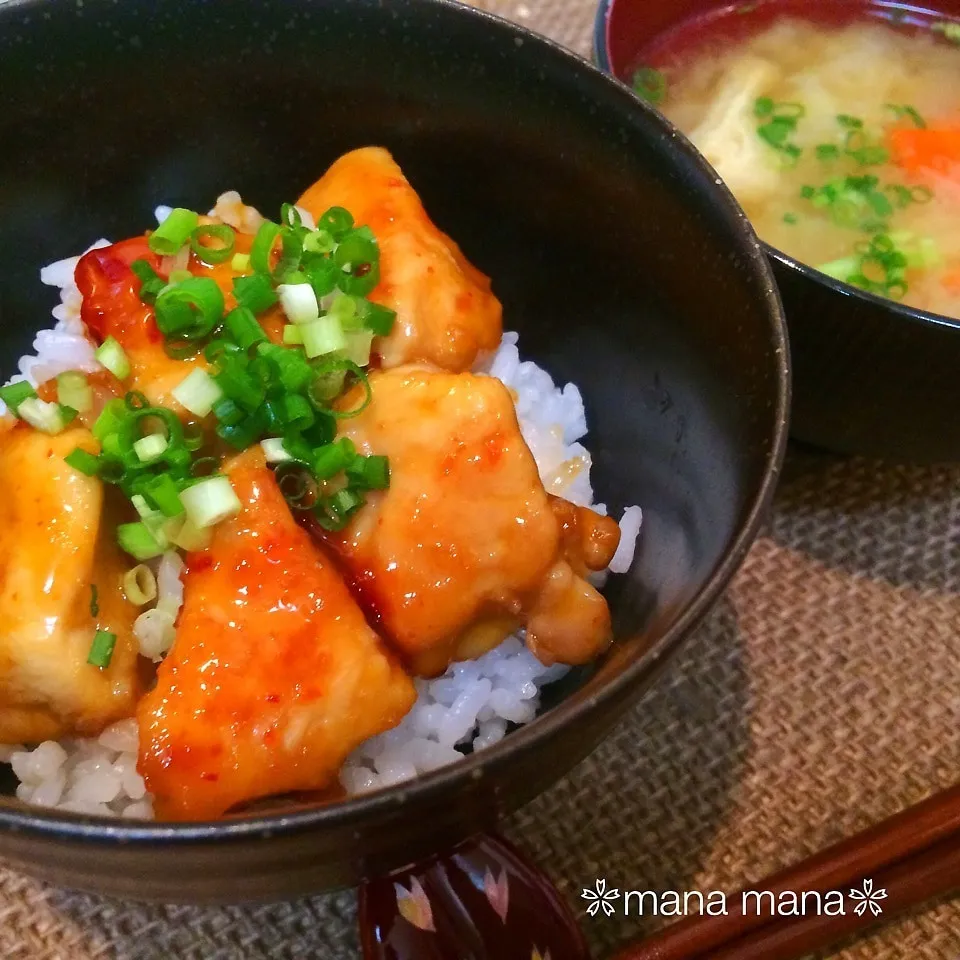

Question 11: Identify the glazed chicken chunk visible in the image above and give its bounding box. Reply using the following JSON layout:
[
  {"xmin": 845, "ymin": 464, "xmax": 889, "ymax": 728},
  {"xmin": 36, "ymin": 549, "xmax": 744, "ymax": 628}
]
[
  {"xmin": 317, "ymin": 367, "xmax": 621, "ymax": 676},
  {"xmin": 297, "ymin": 147, "xmax": 503, "ymax": 372},
  {"xmin": 137, "ymin": 449, "xmax": 416, "ymax": 820},
  {"xmin": 0, "ymin": 426, "xmax": 141, "ymax": 743}
]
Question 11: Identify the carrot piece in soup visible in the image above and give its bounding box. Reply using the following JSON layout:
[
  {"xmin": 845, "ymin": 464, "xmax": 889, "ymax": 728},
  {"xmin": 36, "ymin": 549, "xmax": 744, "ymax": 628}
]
[{"xmin": 888, "ymin": 126, "xmax": 960, "ymax": 177}]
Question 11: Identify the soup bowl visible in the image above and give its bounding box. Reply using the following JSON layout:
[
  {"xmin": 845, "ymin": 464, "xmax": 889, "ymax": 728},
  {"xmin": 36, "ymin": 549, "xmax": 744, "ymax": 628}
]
[
  {"xmin": 596, "ymin": 0, "xmax": 960, "ymax": 463},
  {"xmin": 0, "ymin": 0, "xmax": 788, "ymax": 902}
]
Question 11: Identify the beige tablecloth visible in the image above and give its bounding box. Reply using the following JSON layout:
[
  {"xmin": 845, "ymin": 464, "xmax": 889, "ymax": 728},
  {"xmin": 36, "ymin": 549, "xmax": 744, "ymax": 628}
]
[{"xmin": 3, "ymin": 1, "xmax": 960, "ymax": 957}]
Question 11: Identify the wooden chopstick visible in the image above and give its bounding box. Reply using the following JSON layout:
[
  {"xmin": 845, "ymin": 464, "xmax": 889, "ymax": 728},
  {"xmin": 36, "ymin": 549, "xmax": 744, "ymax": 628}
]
[
  {"xmin": 614, "ymin": 782, "xmax": 960, "ymax": 960},
  {"xmin": 705, "ymin": 831, "xmax": 960, "ymax": 960}
]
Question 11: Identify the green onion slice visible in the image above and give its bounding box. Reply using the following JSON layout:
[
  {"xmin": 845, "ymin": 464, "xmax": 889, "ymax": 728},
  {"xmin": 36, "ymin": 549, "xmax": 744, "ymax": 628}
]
[
  {"xmin": 149, "ymin": 208, "xmax": 200, "ymax": 256},
  {"xmin": 0, "ymin": 380, "xmax": 37, "ymax": 414},
  {"xmin": 155, "ymin": 277, "xmax": 225, "ymax": 340},
  {"xmin": 87, "ymin": 630, "xmax": 117, "ymax": 669},
  {"xmin": 190, "ymin": 223, "xmax": 236, "ymax": 265}
]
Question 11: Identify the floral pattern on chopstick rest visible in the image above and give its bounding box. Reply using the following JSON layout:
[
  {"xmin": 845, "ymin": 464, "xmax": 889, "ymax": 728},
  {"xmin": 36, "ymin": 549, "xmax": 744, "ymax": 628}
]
[{"xmin": 359, "ymin": 832, "xmax": 589, "ymax": 960}]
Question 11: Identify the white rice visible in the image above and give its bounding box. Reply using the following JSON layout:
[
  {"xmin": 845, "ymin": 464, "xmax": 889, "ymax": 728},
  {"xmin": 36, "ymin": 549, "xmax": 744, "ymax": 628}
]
[{"xmin": 2, "ymin": 205, "xmax": 642, "ymax": 816}]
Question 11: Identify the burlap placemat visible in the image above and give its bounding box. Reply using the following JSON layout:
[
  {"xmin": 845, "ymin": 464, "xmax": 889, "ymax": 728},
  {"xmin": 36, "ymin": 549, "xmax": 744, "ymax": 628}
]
[{"xmin": 3, "ymin": 1, "xmax": 960, "ymax": 957}]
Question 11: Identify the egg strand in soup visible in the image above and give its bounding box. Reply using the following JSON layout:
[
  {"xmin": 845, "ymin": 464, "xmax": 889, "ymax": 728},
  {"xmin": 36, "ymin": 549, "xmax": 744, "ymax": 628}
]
[{"xmin": 649, "ymin": 17, "xmax": 960, "ymax": 318}]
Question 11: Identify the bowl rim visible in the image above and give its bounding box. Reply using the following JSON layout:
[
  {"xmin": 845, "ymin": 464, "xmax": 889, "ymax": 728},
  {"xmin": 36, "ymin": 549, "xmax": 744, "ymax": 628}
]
[
  {"xmin": 0, "ymin": 0, "xmax": 790, "ymax": 845},
  {"xmin": 593, "ymin": 0, "xmax": 960, "ymax": 335}
]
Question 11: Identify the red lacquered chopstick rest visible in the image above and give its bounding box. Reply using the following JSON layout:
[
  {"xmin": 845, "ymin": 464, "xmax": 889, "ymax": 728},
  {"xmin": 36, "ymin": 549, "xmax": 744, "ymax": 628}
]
[{"xmin": 359, "ymin": 832, "xmax": 591, "ymax": 960}]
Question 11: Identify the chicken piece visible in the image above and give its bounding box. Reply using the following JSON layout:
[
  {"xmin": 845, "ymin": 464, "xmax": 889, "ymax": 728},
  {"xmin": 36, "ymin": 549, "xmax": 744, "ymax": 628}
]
[
  {"xmin": 75, "ymin": 236, "xmax": 210, "ymax": 410},
  {"xmin": 297, "ymin": 147, "xmax": 503, "ymax": 372},
  {"xmin": 0, "ymin": 426, "xmax": 141, "ymax": 742},
  {"xmin": 316, "ymin": 367, "xmax": 619, "ymax": 676},
  {"xmin": 137, "ymin": 448, "xmax": 415, "ymax": 820}
]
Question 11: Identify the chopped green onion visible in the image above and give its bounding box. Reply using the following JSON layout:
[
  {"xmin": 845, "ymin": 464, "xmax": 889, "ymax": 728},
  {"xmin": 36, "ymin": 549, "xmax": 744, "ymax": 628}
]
[
  {"xmin": 313, "ymin": 487, "xmax": 365, "ymax": 531},
  {"xmin": 782, "ymin": 213, "xmax": 799, "ymax": 225},
  {"xmin": 631, "ymin": 67, "xmax": 667, "ymax": 105},
  {"xmin": 301, "ymin": 315, "xmax": 347, "ymax": 358},
  {"xmin": 278, "ymin": 282, "xmax": 320, "ymax": 325},
  {"xmin": 123, "ymin": 564, "xmax": 157, "ymax": 606},
  {"xmin": 0, "ymin": 380, "xmax": 37, "ymax": 414},
  {"xmin": 117, "ymin": 521, "xmax": 166, "ymax": 561},
  {"xmin": 361, "ymin": 302, "xmax": 396, "ymax": 337},
  {"xmin": 282, "ymin": 324, "xmax": 304, "ymax": 345},
  {"xmin": 212, "ymin": 396, "xmax": 245, "ymax": 426},
  {"xmin": 932, "ymin": 20, "xmax": 960, "ymax": 44},
  {"xmin": 65, "ymin": 447, "xmax": 101, "ymax": 476},
  {"xmin": 348, "ymin": 454, "xmax": 390, "ymax": 490},
  {"xmin": 172, "ymin": 368, "xmax": 225, "ymax": 417},
  {"xmin": 141, "ymin": 473, "xmax": 186, "ymax": 517},
  {"xmin": 844, "ymin": 130, "xmax": 889, "ymax": 166},
  {"xmin": 231, "ymin": 252, "xmax": 251, "ymax": 272},
  {"xmin": 815, "ymin": 144, "xmax": 840, "ymax": 161},
  {"xmin": 96, "ymin": 336, "xmax": 131, "ymax": 380},
  {"xmin": 92, "ymin": 398, "xmax": 127, "ymax": 440},
  {"xmin": 56, "ymin": 372, "xmax": 93, "ymax": 414},
  {"xmin": 305, "ymin": 257, "xmax": 340, "ymax": 298},
  {"xmin": 155, "ymin": 277, "xmax": 225, "ymax": 340},
  {"xmin": 134, "ymin": 433, "xmax": 169, "ymax": 463},
  {"xmin": 261, "ymin": 437, "xmax": 292, "ymax": 462},
  {"xmin": 171, "ymin": 516, "xmax": 213, "ymax": 552},
  {"xmin": 168, "ymin": 268, "xmax": 194, "ymax": 285},
  {"xmin": 317, "ymin": 206, "xmax": 354, "ymax": 240},
  {"xmin": 754, "ymin": 98, "xmax": 805, "ymax": 163},
  {"xmin": 836, "ymin": 114, "xmax": 863, "ymax": 129},
  {"xmin": 87, "ymin": 630, "xmax": 117, "ymax": 669},
  {"xmin": 233, "ymin": 272, "xmax": 278, "ymax": 314},
  {"xmin": 131, "ymin": 258, "xmax": 166, "ymax": 304},
  {"xmin": 343, "ymin": 329, "xmax": 374, "ymax": 366},
  {"xmin": 313, "ymin": 438, "xmax": 355, "ymax": 480},
  {"xmin": 886, "ymin": 104, "xmax": 926, "ymax": 129},
  {"xmin": 179, "ymin": 475, "xmax": 242, "ymax": 528},
  {"xmin": 190, "ymin": 223, "xmax": 236, "ymax": 265},
  {"xmin": 149, "ymin": 207, "xmax": 200, "ymax": 256},
  {"xmin": 303, "ymin": 229, "xmax": 336, "ymax": 255},
  {"xmin": 250, "ymin": 220, "xmax": 281, "ymax": 275},
  {"xmin": 282, "ymin": 393, "xmax": 315, "ymax": 431},
  {"xmin": 18, "ymin": 397, "xmax": 67, "ymax": 434},
  {"xmin": 225, "ymin": 306, "xmax": 267, "ymax": 350},
  {"xmin": 213, "ymin": 362, "xmax": 265, "ymax": 414}
]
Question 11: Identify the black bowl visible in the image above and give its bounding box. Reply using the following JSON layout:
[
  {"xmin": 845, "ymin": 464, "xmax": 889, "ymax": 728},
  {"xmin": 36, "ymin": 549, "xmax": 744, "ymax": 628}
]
[
  {"xmin": 0, "ymin": 0, "xmax": 788, "ymax": 902},
  {"xmin": 595, "ymin": 0, "xmax": 960, "ymax": 463}
]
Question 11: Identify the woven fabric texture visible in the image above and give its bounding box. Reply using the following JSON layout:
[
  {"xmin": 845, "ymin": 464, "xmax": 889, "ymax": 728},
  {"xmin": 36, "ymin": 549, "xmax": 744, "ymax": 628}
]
[{"xmin": 3, "ymin": 1, "xmax": 960, "ymax": 957}]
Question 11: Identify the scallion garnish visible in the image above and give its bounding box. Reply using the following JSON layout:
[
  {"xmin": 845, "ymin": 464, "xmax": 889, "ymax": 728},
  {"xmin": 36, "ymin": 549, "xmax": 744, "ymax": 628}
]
[
  {"xmin": 754, "ymin": 97, "xmax": 805, "ymax": 164},
  {"xmin": 154, "ymin": 276, "xmax": 225, "ymax": 341},
  {"xmin": 96, "ymin": 336, "xmax": 131, "ymax": 380},
  {"xmin": 886, "ymin": 104, "xmax": 926, "ymax": 129},
  {"xmin": 172, "ymin": 368, "xmax": 225, "ymax": 418},
  {"xmin": 190, "ymin": 223, "xmax": 236, "ymax": 265},
  {"xmin": 0, "ymin": 380, "xmax": 37, "ymax": 414},
  {"xmin": 149, "ymin": 207, "xmax": 200, "ymax": 256},
  {"xmin": 87, "ymin": 630, "xmax": 117, "ymax": 669},
  {"xmin": 631, "ymin": 67, "xmax": 667, "ymax": 105},
  {"xmin": 66, "ymin": 447, "xmax": 101, "ymax": 476},
  {"xmin": 179, "ymin": 475, "xmax": 243, "ymax": 529},
  {"xmin": 18, "ymin": 397, "xmax": 68, "ymax": 434},
  {"xmin": 117, "ymin": 521, "xmax": 166, "ymax": 561},
  {"xmin": 56, "ymin": 371, "xmax": 93, "ymax": 414}
]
